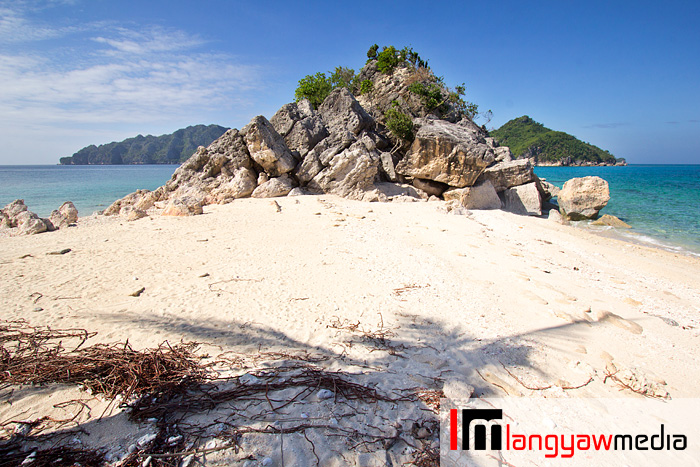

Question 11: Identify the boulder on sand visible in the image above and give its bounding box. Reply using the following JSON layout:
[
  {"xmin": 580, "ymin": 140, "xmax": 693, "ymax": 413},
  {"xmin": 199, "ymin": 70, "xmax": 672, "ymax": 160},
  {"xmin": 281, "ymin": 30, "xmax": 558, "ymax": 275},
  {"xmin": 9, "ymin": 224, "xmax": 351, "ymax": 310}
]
[{"xmin": 558, "ymin": 176, "xmax": 610, "ymax": 220}]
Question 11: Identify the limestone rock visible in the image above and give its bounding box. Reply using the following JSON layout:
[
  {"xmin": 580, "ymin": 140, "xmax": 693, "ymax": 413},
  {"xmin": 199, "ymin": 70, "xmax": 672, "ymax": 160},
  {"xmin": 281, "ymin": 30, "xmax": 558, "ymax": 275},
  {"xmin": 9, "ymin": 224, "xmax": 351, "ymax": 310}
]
[
  {"xmin": 444, "ymin": 180, "xmax": 501, "ymax": 210},
  {"xmin": 241, "ymin": 116, "xmax": 296, "ymax": 177},
  {"xmin": 307, "ymin": 134, "xmax": 380, "ymax": 198},
  {"xmin": 58, "ymin": 201, "xmax": 78, "ymax": 223},
  {"xmin": 49, "ymin": 201, "xmax": 78, "ymax": 229},
  {"xmin": 133, "ymin": 192, "xmax": 158, "ymax": 211},
  {"xmin": 0, "ymin": 212, "xmax": 10, "ymax": 229},
  {"xmin": 251, "ymin": 176, "xmax": 295, "ymax": 198},
  {"xmin": 379, "ymin": 152, "xmax": 398, "ymax": 182},
  {"xmin": 494, "ymin": 146, "xmax": 513, "ymax": 162},
  {"xmin": 477, "ymin": 159, "xmax": 534, "ymax": 192},
  {"xmin": 162, "ymin": 196, "xmax": 203, "ymax": 216},
  {"xmin": 591, "ymin": 214, "xmax": 631, "ymax": 228},
  {"xmin": 19, "ymin": 217, "xmax": 48, "ymax": 235},
  {"xmin": 14, "ymin": 210, "xmax": 38, "ymax": 227},
  {"xmin": 270, "ymin": 100, "xmax": 328, "ymax": 158},
  {"xmin": 211, "ymin": 167, "xmax": 257, "ymax": 203},
  {"xmin": 120, "ymin": 205, "xmax": 148, "ymax": 221},
  {"xmin": 395, "ymin": 118, "xmax": 495, "ymax": 188},
  {"xmin": 503, "ymin": 182, "xmax": 542, "ymax": 216},
  {"xmin": 284, "ymin": 115, "xmax": 328, "ymax": 157},
  {"xmin": 3, "ymin": 199, "xmax": 28, "ymax": 220},
  {"xmin": 318, "ymin": 88, "xmax": 373, "ymax": 137},
  {"xmin": 558, "ymin": 176, "xmax": 610, "ymax": 220},
  {"xmin": 270, "ymin": 102, "xmax": 304, "ymax": 136},
  {"xmin": 412, "ymin": 178, "xmax": 448, "ymax": 197},
  {"xmin": 104, "ymin": 189, "xmax": 153, "ymax": 216}
]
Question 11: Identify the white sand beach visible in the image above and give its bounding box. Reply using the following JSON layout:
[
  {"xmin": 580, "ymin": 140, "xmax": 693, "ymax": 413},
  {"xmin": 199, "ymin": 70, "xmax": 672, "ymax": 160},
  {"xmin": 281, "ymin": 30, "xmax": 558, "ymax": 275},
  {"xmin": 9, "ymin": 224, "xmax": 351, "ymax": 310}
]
[{"xmin": 2, "ymin": 196, "xmax": 700, "ymax": 465}]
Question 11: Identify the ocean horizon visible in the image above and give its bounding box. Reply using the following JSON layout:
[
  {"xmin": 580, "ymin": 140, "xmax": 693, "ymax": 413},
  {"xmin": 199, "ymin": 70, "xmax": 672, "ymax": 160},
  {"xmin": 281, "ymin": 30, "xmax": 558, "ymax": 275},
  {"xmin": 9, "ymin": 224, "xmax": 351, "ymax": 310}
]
[{"xmin": 1, "ymin": 163, "xmax": 698, "ymax": 256}]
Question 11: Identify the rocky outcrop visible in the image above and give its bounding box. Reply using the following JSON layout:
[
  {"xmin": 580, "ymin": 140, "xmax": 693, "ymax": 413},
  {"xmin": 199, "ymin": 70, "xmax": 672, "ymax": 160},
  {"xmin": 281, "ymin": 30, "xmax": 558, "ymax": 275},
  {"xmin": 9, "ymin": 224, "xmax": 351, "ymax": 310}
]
[
  {"xmin": 395, "ymin": 118, "xmax": 495, "ymax": 188},
  {"xmin": 1, "ymin": 199, "xmax": 77, "ymax": 235},
  {"xmin": 95, "ymin": 58, "xmax": 618, "ymax": 223},
  {"xmin": 558, "ymin": 176, "xmax": 610, "ymax": 220}
]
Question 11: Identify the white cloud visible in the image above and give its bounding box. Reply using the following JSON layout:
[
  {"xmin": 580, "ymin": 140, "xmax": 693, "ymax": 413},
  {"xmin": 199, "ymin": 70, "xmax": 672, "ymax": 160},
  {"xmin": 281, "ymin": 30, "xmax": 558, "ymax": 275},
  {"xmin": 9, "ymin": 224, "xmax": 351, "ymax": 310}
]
[
  {"xmin": 93, "ymin": 27, "xmax": 207, "ymax": 55},
  {"xmin": 0, "ymin": 3, "xmax": 269, "ymax": 163}
]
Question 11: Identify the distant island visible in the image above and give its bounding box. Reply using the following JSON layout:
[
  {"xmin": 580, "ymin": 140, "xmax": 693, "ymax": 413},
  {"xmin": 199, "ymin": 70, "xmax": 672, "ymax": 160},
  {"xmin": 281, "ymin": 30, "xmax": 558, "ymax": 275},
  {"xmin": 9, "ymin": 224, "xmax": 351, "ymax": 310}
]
[
  {"xmin": 491, "ymin": 116, "xmax": 626, "ymax": 166},
  {"xmin": 59, "ymin": 124, "xmax": 229, "ymax": 165}
]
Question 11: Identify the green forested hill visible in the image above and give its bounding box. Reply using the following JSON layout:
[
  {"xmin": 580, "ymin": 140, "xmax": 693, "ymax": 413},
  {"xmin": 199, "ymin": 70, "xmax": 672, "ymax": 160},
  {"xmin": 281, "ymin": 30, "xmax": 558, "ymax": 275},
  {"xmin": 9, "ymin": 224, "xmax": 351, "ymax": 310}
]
[
  {"xmin": 59, "ymin": 124, "xmax": 229, "ymax": 165},
  {"xmin": 491, "ymin": 116, "xmax": 624, "ymax": 165}
]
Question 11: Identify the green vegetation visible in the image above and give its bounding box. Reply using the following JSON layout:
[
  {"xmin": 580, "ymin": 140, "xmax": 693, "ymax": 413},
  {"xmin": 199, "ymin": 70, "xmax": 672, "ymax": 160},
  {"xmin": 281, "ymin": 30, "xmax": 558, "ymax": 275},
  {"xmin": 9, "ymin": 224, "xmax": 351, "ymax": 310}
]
[
  {"xmin": 385, "ymin": 102, "xmax": 414, "ymax": 141},
  {"xmin": 294, "ymin": 67, "xmax": 356, "ymax": 108},
  {"xmin": 374, "ymin": 45, "xmax": 427, "ymax": 74},
  {"xmin": 358, "ymin": 79, "xmax": 374, "ymax": 95},
  {"xmin": 366, "ymin": 44, "xmax": 379, "ymax": 60},
  {"xmin": 294, "ymin": 43, "xmax": 484, "ymax": 125},
  {"xmin": 491, "ymin": 116, "xmax": 619, "ymax": 165},
  {"xmin": 59, "ymin": 124, "xmax": 228, "ymax": 165}
]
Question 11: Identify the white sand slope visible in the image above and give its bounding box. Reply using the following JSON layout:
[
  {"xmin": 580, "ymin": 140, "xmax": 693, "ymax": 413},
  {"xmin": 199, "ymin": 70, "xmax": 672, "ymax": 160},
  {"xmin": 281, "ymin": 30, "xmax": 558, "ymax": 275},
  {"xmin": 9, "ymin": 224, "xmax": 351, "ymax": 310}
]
[{"xmin": 1, "ymin": 195, "xmax": 699, "ymax": 465}]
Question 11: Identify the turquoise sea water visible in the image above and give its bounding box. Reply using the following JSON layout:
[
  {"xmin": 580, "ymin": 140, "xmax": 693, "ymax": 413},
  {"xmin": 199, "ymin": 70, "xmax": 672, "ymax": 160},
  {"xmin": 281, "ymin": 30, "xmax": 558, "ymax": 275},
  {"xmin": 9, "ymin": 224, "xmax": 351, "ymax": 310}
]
[
  {"xmin": 0, "ymin": 165, "xmax": 177, "ymax": 217},
  {"xmin": 535, "ymin": 165, "xmax": 700, "ymax": 256},
  {"xmin": 1, "ymin": 164, "xmax": 698, "ymax": 256}
]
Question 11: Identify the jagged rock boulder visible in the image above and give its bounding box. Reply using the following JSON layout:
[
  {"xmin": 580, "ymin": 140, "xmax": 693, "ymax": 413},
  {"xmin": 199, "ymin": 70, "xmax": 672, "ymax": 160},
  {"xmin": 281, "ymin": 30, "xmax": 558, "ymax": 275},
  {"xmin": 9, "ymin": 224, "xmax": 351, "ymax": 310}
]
[
  {"xmin": 379, "ymin": 152, "xmax": 399, "ymax": 182},
  {"xmin": 120, "ymin": 205, "xmax": 148, "ymax": 221},
  {"xmin": 494, "ymin": 147, "xmax": 513, "ymax": 162},
  {"xmin": 503, "ymin": 182, "xmax": 542, "ymax": 216},
  {"xmin": 318, "ymin": 88, "xmax": 373, "ymax": 137},
  {"xmin": 558, "ymin": 176, "xmax": 610, "ymax": 220},
  {"xmin": 477, "ymin": 159, "xmax": 534, "ymax": 192},
  {"xmin": 443, "ymin": 180, "xmax": 502, "ymax": 210},
  {"xmin": 49, "ymin": 201, "xmax": 79, "ymax": 229},
  {"xmin": 3, "ymin": 199, "xmax": 28, "ymax": 220},
  {"xmin": 0, "ymin": 212, "xmax": 10, "ymax": 229},
  {"xmin": 210, "ymin": 167, "xmax": 257, "ymax": 203},
  {"xmin": 307, "ymin": 134, "xmax": 380, "ymax": 198},
  {"xmin": 241, "ymin": 116, "xmax": 296, "ymax": 177},
  {"xmin": 251, "ymin": 176, "xmax": 295, "ymax": 198},
  {"xmin": 19, "ymin": 217, "xmax": 49, "ymax": 235},
  {"xmin": 270, "ymin": 100, "xmax": 328, "ymax": 158},
  {"xmin": 105, "ymin": 189, "xmax": 155, "ymax": 216},
  {"xmin": 395, "ymin": 118, "xmax": 495, "ymax": 188}
]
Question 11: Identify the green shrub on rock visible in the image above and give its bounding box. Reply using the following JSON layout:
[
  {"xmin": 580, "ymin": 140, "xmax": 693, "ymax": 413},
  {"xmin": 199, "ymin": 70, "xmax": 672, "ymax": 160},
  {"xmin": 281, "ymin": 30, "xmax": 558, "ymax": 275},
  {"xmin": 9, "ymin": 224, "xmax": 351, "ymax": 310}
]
[
  {"xmin": 294, "ymin": 67, "xmax": 356, "ymax": 109},
  {"xmin": 385, "ymin": 102, "xmax": 414, "ymax": 141}
]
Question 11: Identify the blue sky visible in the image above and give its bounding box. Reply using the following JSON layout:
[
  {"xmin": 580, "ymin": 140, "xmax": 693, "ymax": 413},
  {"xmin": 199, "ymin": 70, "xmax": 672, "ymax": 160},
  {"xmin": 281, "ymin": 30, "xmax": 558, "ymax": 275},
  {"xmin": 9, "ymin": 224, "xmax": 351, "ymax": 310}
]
[{"xmin": 1, "ymin": 0, "xmax": 699, "ymax": 164}]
